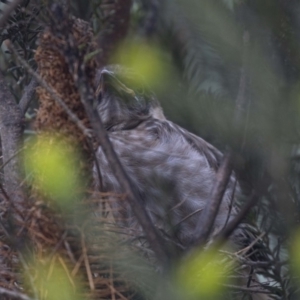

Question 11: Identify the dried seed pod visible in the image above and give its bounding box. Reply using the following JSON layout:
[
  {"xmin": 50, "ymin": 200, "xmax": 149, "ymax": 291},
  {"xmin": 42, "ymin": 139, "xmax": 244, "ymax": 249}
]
[{"xmin": 34, "ymin": 17, "xmax": 98, "ymax": 179}]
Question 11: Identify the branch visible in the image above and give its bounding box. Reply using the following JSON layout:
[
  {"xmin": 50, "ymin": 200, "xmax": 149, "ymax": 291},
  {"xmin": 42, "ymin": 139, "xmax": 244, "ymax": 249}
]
[
  {"xmin": 223, "ymin": 284, "xmax": 272, "ymax": 295},
  {"xmin": 0, "ymin": 71, "xmax": 25, "ymax": 218},
  {"xmin": 193, "ymin": 153, "xmax": 233, "ymax": 245},
  {"xmin": 19, "ymin": 77, "xmax": 38, "ymax": 116},
  {"xmin": 226, "ymin": 197, "xmax": 260, "ymax": 241},
  {"xmin": 0, "ymin": 0, "xmax": 23, "ymax": 29},
  {"xmin": 218, "ymin": 179, "xmax": 266, "ymax": 241},
  {"xmin": 0, "ymin": 287, "xmax": 34, "ymax": 300}
]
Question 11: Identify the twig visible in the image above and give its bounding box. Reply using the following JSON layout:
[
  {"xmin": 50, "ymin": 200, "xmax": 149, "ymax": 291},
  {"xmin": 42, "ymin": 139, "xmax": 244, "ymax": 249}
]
[
  {"xmin": 109, "ymin": 262, "xmax": 116, "ymax": 300},
  {"xmin": 0, "ymin": 287, "xmax": 34, "ymax": 300},
  {"xmin": 48, "ymin": 231, "xmax": 68, "ymax": 261},
  {"xmin": 0, "ymin": 71, "xmax": 25, "ymax": 218},
  {"xmin": 219, "ymin": 249, "xmax": 275, "ymax": 268},
  {"xmin": 0, "ymin": 180, "xmax": 11, "ymax": 203},
  {"xmin": 107, "ymin": 281, "xmax": 128, "ymax": 300},
  {"xmin": 19, "ymin": 77, "xmax": 38, "ymax": 115},
  {"xmin": 223, "ymin": 178, "xmax": 238, "ymax": 229},
  {"xmin": 80, "ymin": 231, "xmax": 95, "ymax": 291},
  {"xmin": 87, "ymin": 139, "xmax": 103, "ymax": 191},
  {"xmin": 58, "ymin": 256, "xmax": 76, "ymax": 289},
  {"xmin": 175, "ymin": 208, "xmax": 203, "ymax": 226},
  {"xmin": 223, "ymin": 284, "xmax": 272, "ymax": 294},
  {"xmin": 0, "ymin": 0, "xmax": 23, "ymax": 29},
  {"xmin": 71, "ymin": 254, "xmax": 84, "ymax": 277},
  {"xmin": 0, "ymin": 146, "xmax": 23, "ymax": 178},
  {"xmin": 193, "ymin": 153, "xmax": 233, "ymax": 245},
  {"xmin": 219, "ymin": 189, "xmax": 261, "ymax": 241},
  {"xmin": 235, "ymin": 232, "xmax": 266, "ymax": 256}
]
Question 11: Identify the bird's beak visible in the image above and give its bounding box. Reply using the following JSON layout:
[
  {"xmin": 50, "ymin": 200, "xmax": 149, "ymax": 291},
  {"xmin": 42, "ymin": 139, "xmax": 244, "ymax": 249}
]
[{"xmin": 96, "ymin": 71, "xmax": 136, "ymax": 98}]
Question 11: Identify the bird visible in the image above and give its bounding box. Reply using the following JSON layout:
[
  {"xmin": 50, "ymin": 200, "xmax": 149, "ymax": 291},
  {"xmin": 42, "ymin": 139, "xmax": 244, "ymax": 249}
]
[
  {"xmin": 93, "ymin": 66, "xmax": 275, "ymax": 300},
  {"xmin": 93, "ymin": 65, "xmax": 243, "ymax": 247}
]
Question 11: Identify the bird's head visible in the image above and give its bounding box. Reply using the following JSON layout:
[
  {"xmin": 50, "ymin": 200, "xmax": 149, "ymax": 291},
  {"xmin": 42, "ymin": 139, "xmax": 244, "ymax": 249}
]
[{"xmin": 95, "ymin": 66, "xmax": 164, "ymax": 131}]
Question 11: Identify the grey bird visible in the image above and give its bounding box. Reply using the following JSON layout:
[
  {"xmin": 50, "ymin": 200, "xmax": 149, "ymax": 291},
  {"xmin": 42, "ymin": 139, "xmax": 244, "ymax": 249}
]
[
  {"xmin": 94, "ymin": 66, "xmax": 240, "ymax": 244},
  {"xmin": 94, "ymin": 66, "xmax": 272, "ymax": 299}
]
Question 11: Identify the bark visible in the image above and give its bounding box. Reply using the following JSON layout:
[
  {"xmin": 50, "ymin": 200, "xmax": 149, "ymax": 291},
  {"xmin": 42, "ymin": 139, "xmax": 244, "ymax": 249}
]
[
  {"xmin": 19, "ymin": 77, "xmax": 38, "ymax": 116},
  {"xmin": 0, "ymin": 72, "xmax": 25, "ymax": 220}
]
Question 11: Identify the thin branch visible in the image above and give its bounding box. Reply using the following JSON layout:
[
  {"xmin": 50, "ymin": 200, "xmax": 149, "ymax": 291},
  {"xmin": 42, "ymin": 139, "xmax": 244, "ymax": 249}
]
[
  {"xmin": 0, "ymin": 181, "xmax": 10, "ymax": 202},
  {"xmin": 193, "ymin": 153, "xmax": 233, "ymax": 245},
  {"xmin": 0, "ymin": 71, "xmax": 25, "ymax": 218},
  {"xmin": 219, "ymin": 182, "xmax": 264, "ymax": 241},
  {"xmin": 0, "ymin": 287, "xmax": 34, "ymax": 300},
  {"xmin": 19, "ymin": 77, "xmax": 38, "ymax": 116},
  {"xmin": 223, "ymin": 284, "xmax": 272, "ymax": 294},
  {"xmin": 0, "ymin": 0, "xmax": 23, "ymax": 29}
]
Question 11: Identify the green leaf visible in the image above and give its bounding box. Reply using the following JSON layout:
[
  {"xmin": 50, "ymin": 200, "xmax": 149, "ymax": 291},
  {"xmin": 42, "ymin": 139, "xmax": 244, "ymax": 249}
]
[{"xmin": 25, "ymin": 134, "xmax": 82, "ymax": 208}]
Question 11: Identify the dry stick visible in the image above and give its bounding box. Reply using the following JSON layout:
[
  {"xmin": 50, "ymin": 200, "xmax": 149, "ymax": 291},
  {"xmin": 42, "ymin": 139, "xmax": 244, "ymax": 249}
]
[
  {"xmin": 0, "ymin": 71, "xmax": 25, "ymax": 218},
  {"xmin": 223, "ymin": 284, "xmax": 272, "ymax": 294},
  {"xmin": 0, "ymin": 181, "xmax": 10, "ymax": 202},
  {"xmin": 81, "ymin": 230, "xmax": 95, "ymax": 291},
  {"xmin": 219, "ymin": 186, "xmax": 262, "ymax": 241},
  {"xmin": 0, "ymin": 0, "xmax": 23, "ymax": 29},
  {"xmin": 218, "ymin": 180, "xmax": 266, "ymax": 244},
  {"xmin": 19, "ymin": 77, "xmax": 38, "ymax": 116},
  {"xmin": 193, "ymin": 31, "xmax": 250, "ymax": 246},
  {"xmin": 8, "ymin": 44, "xmax": 91, "ymax": 138},
  {"xmin": 193, "ymin": 153, "xmax": 233, "ymax": 246}
]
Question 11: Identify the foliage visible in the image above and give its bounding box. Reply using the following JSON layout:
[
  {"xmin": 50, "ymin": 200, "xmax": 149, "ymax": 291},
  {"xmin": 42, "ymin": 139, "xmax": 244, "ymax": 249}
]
[{"xmin": 0, "ymin": 0, "xmax": 300, "ymax": 300}]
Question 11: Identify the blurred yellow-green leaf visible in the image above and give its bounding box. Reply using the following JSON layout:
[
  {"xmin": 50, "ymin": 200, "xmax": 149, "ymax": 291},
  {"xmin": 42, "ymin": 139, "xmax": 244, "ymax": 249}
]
[
  {"xmin": 290, "ymin": 229, "xmax": 300, "ymax": 277},
  {"xmin": 26, "ymin": 256, "xmax": 82, "ymax": 300},
  {"xmin": 175, "ymin": 248, "xmax": 230, "ymax": 299},
  {"xmin": 25, "ymin": 134, "xmax": 82, "ymax": 208},
  {"xmin": 112, "ymin": 40, "xmax": 168, "ymax": 90}
]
